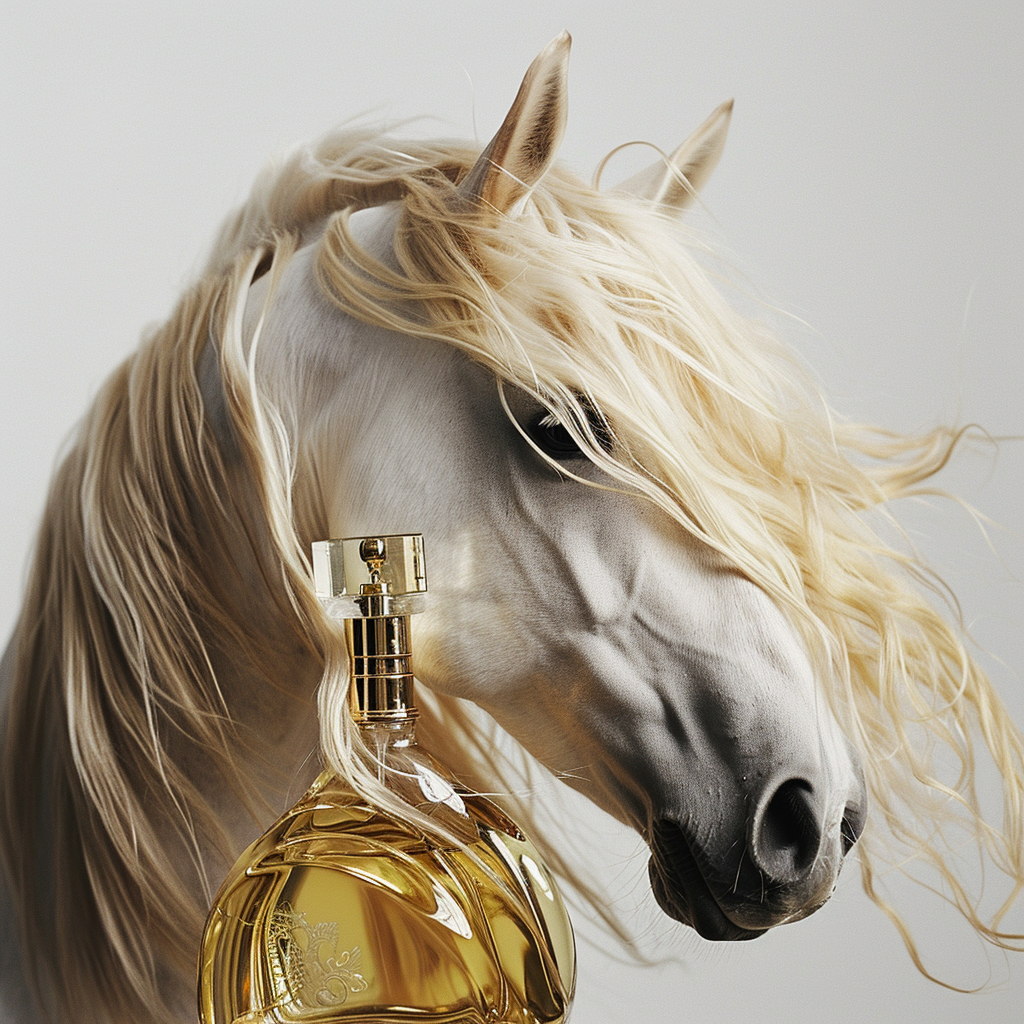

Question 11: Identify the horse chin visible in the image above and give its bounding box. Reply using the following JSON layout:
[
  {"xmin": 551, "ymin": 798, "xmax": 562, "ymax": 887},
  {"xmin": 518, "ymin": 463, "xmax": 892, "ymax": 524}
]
[{"xmin": 647, "ymin": 853, "xmax": 767, "ymax": 943}]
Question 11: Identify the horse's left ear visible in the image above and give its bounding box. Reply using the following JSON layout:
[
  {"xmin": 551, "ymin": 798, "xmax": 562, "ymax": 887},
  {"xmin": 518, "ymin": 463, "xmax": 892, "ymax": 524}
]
[
  {"xmin": 456, "ymin": 32, "xmax": 571, "ymax": 214},
  {"xmin": 613, "ymin": 99, "xmax": 733, "ymax": 212}
]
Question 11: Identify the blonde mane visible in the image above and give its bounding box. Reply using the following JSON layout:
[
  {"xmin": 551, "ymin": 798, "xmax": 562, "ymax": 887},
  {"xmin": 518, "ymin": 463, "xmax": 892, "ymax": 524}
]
[{"xmin": 2, "ymin": 123, "xmax": 1022, "ymax": 1022}]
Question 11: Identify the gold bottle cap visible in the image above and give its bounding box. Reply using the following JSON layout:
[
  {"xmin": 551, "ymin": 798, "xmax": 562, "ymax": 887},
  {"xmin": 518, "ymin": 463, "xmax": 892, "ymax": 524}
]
[
  {"xmin": 312, "ymin": 534, "xmax": 426, "ymax": 723},
  {"xmin": 312, "ymin": 535, "xmax": 427, "ymax": 619}
]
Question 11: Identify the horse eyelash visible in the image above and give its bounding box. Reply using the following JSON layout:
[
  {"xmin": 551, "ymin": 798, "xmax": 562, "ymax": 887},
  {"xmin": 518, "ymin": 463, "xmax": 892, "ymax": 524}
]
[{"xmin": 528, "ymin": 402, "xmax": 614, "ymax": 461}]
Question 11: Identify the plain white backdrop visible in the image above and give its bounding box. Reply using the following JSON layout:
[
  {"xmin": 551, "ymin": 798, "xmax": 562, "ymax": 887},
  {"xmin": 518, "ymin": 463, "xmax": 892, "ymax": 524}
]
[{"xmin": 2, "ymin": 3, "xmax": 1021, "ymax": 1021}]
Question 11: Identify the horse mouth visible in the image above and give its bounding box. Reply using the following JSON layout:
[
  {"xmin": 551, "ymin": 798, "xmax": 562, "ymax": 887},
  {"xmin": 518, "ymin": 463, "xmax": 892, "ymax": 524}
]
[{"xmin": 648, "ymin": 823, "xmax": 766, "ymax": 942}]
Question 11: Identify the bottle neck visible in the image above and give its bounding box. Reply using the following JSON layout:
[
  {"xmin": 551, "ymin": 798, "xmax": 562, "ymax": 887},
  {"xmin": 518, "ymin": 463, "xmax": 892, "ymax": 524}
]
[
  {"xmin": 357, "ymin": 716, "xmax": 418, "ymax": 787},
  {"xmin": 358, "ymin": 717, "xmax": 418, "ymax": 750}
]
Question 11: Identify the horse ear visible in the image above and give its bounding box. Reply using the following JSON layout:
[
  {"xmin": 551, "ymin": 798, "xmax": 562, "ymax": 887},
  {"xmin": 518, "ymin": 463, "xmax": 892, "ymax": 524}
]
[
  {"xmin": 613, "ymin": 99, "xmax": 733, "ymax": 212},
  {"xmin": 456, "ymin": 32, "xmax": 571, "ymax": 214}
]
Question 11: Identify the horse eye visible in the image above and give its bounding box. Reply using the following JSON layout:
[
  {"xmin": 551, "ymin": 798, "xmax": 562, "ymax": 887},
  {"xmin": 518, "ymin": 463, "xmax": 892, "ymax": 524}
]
[
  {"xmin": 526, "ymin": 412, "xmax": 584, "ymax": 459},
  {"xmin": 525, "ymin": 404, "xmax": 614, "ymax": 461}
]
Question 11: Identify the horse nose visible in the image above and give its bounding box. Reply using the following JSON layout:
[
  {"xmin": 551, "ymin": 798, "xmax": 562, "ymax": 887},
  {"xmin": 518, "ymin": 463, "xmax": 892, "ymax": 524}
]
[
  {"xmin": 751, "ymin": 778, "xmax": 822, "ymax": 884},
  {"xmin": 751, "ymin": 776, "xmax": 866, "ymax": 885},
  {"xmin": 648, "ymin": 770, "xmax": 868, "ymax": 935}
]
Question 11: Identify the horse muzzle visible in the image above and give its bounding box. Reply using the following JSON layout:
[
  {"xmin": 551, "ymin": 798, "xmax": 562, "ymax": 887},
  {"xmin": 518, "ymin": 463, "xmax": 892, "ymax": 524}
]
[{"xmin": 647, "ymin": 777, "xmax": 866, "ymax": 939}]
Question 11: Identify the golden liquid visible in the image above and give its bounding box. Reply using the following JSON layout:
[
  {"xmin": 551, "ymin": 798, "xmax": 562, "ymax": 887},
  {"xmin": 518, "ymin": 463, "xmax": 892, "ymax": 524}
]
[{"xmin": 199, "ymin": 766, "xmax": 575, "ymax": 1023}]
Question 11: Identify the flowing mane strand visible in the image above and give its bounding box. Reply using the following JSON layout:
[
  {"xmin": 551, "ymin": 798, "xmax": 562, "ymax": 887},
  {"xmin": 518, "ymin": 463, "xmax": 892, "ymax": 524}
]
[{"xmin": 2, "ymin": 124, "xmax": 1022, "ymax": 1022}]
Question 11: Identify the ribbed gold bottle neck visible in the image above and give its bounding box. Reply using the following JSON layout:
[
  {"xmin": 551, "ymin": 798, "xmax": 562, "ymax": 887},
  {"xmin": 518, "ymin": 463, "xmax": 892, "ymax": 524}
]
[{"xmin": 345, "ymin": 588, "xmax": 417, "ymax": 724}]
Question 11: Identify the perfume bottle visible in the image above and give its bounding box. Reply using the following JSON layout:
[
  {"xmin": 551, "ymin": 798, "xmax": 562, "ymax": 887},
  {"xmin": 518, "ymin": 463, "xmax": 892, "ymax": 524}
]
[{"xmin": 198, "ymin": 534, "xmax": 576, "ymax": 1023}]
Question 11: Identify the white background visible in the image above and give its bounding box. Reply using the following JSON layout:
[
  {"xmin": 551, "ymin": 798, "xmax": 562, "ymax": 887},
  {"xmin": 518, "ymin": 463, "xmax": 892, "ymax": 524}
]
[{"xmin": 1, "ymin": 3, "xmax": 1021, "ymax": 1021}]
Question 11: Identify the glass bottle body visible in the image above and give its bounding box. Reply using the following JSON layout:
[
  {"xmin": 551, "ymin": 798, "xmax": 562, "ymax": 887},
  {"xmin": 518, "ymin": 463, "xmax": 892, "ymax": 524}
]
[{"xmin": 199, "ymin": 722, "xmax": 575, "ymax": 1023}]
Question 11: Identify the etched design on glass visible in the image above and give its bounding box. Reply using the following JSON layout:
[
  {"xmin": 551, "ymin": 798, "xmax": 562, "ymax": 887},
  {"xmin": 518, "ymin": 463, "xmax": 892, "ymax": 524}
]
[{"xmin": 268, "ymin": 901, "xmax": 369, "ymax": 1008}]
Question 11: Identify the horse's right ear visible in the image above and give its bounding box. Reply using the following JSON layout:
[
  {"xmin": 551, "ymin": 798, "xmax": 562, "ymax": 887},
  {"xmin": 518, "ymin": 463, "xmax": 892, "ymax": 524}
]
[{"xmin": 455, "ymin": 32, "xmax": 571, "ymax": 215}]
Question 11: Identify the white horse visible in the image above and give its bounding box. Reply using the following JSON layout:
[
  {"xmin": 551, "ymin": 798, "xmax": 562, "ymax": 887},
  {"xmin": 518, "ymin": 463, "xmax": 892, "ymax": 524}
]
[{"xmin": 2, "ymin": 33, "xmax": 1022, "ymax": 1024}]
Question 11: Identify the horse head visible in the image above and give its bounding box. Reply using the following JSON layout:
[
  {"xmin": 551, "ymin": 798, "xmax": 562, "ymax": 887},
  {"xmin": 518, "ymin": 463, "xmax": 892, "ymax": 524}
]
[{"xmin": 233, "ymin": 34, "xmax": 866, "ymax": 940}]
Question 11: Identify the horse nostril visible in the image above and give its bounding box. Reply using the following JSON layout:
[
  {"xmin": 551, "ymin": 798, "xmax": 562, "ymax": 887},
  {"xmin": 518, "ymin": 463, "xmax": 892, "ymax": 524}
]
[
  {"xmin": 840, "ymin": 802, "xmax": 866, "ymax": 856},
  {"xmin": 754, "ymin": 778, "xmax": 821, "ymax": 884}
]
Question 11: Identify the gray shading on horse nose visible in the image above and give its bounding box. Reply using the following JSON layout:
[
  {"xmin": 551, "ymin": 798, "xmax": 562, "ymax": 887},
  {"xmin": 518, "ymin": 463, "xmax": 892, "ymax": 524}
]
[{"xmin": 751, "ymin": 778, "xmax": 823, "ymax": 884}]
